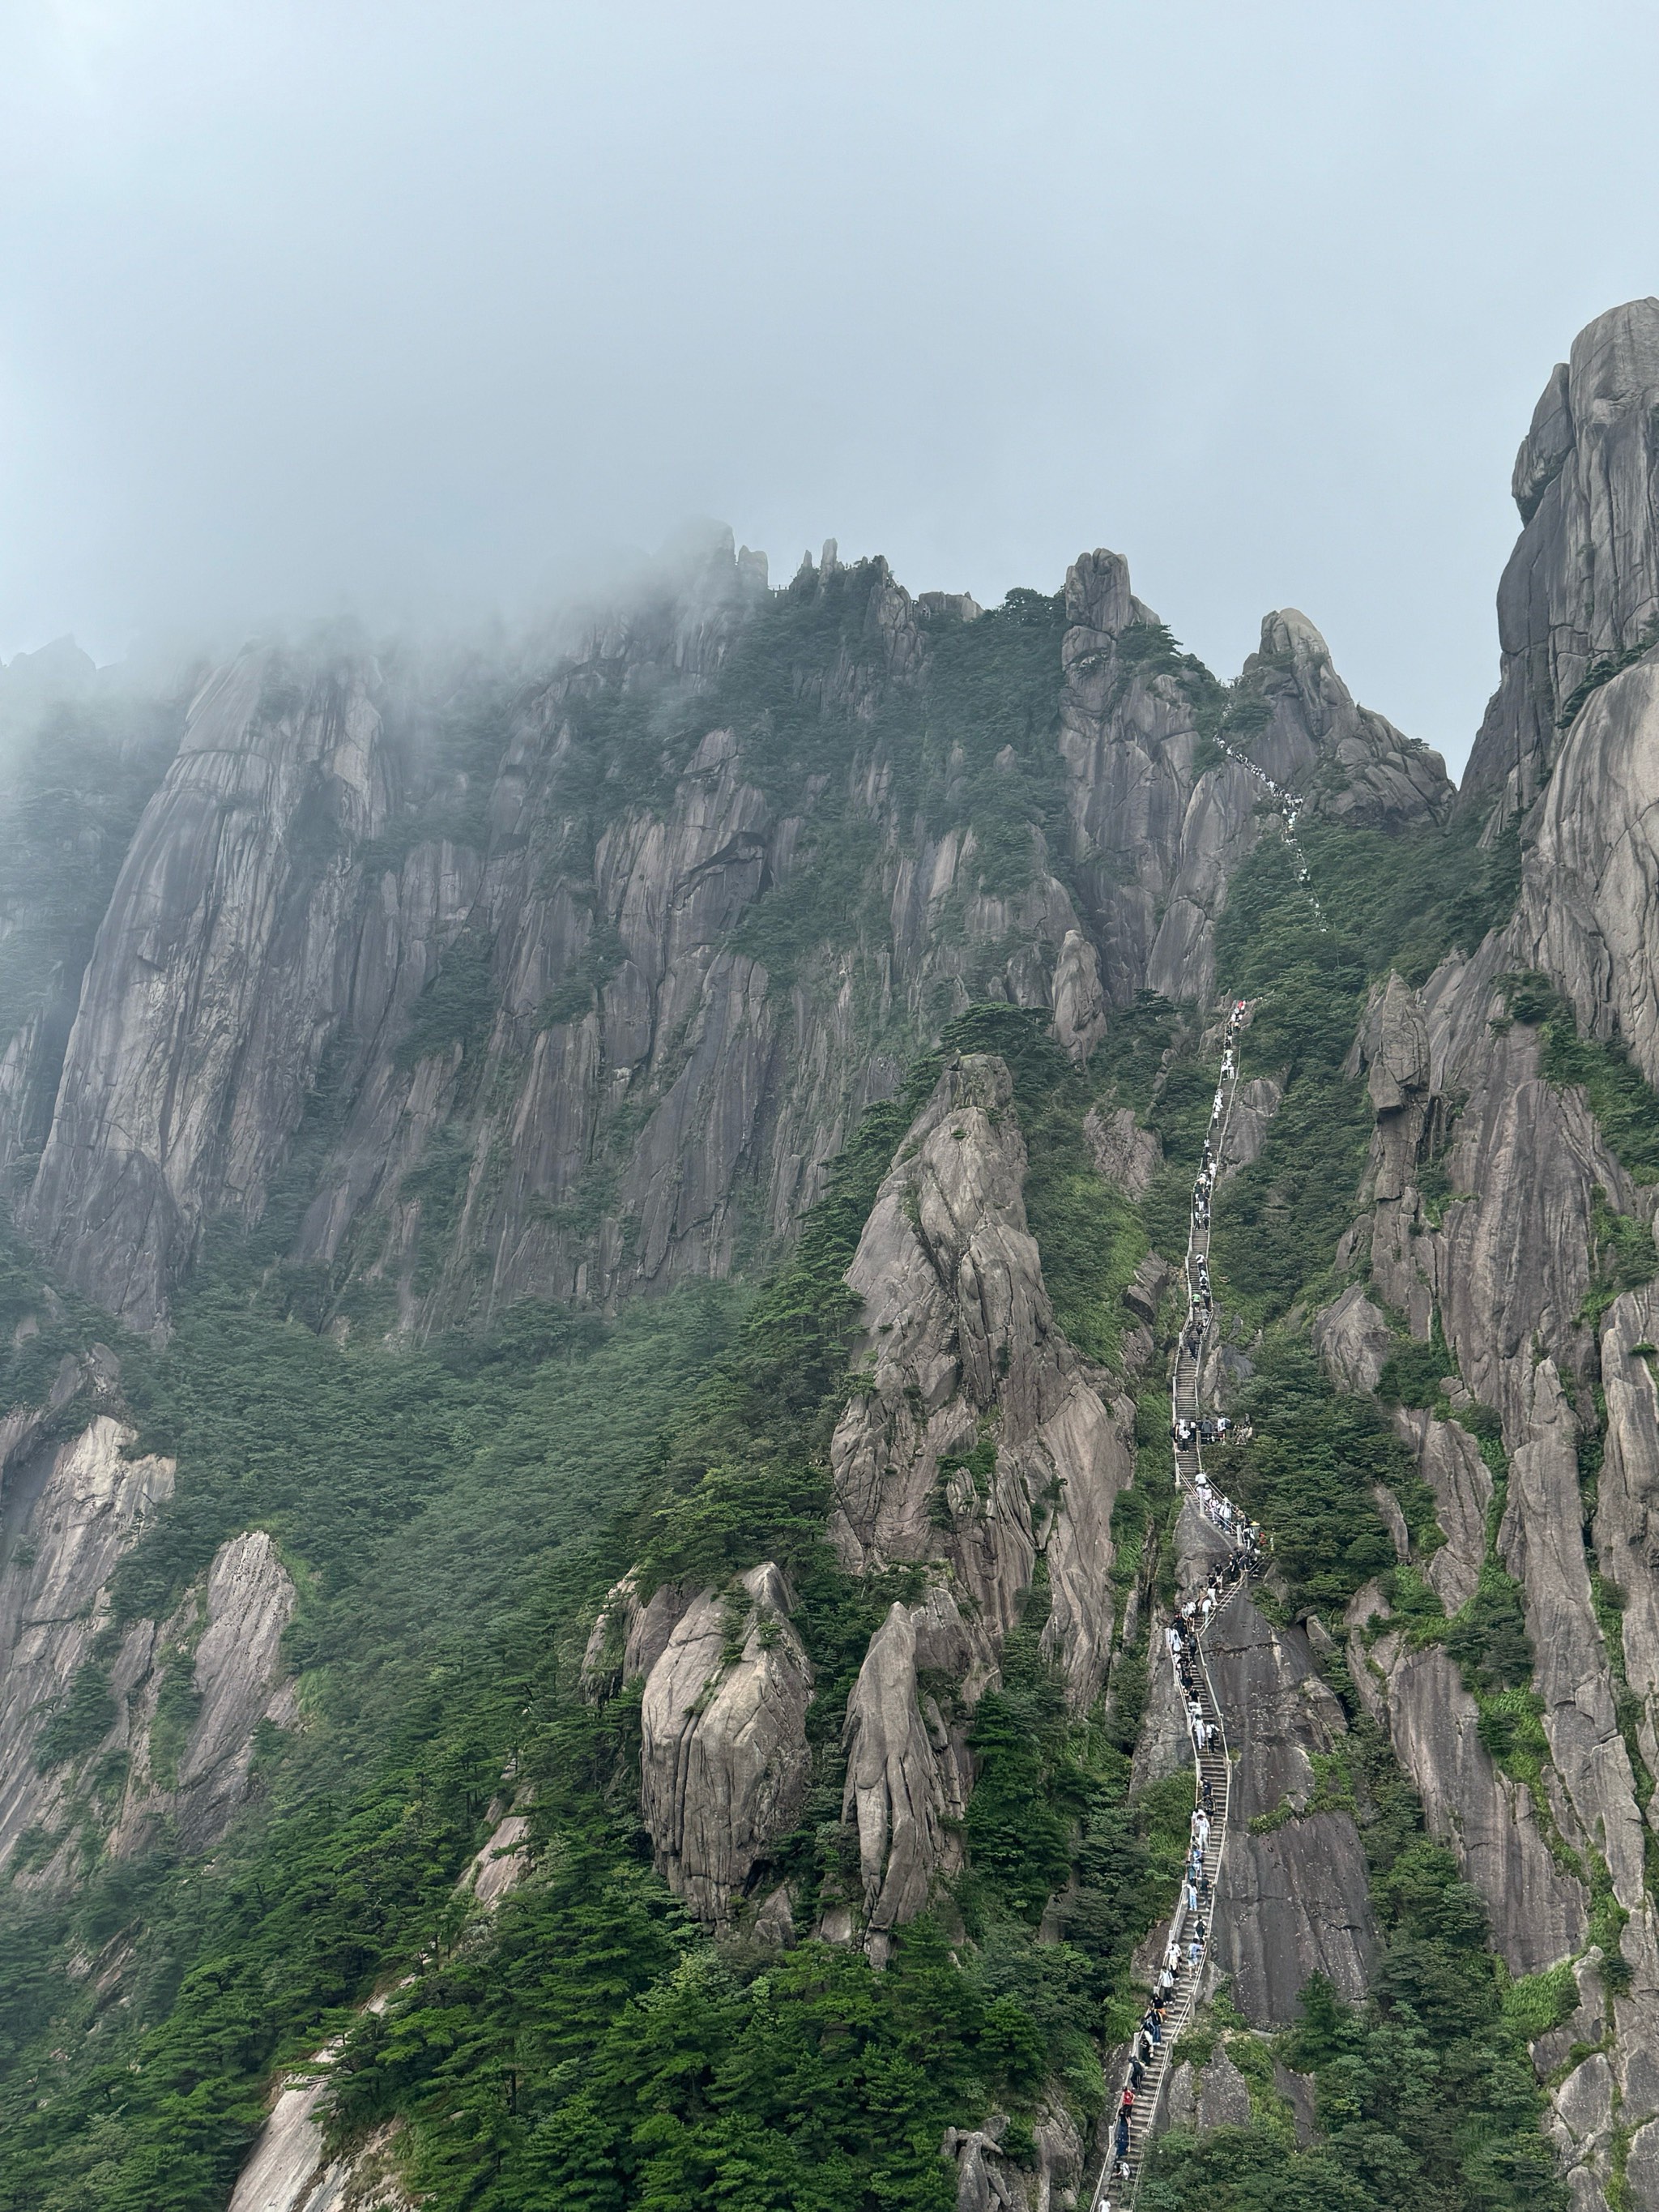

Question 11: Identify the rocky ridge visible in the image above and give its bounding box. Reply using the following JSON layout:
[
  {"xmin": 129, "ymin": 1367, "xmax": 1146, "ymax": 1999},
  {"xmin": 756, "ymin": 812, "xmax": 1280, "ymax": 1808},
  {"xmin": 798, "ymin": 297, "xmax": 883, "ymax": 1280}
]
[
  {"xmin": 1462, "ymin": 296, "xmax": 1659, "ymax": 833},
  {"xmin": 0, "ymin": 1375, "xmax": 296, "ymax": 1885},
  {"xmin": 1308, "ymin": 329, "xmax": 1659, "ymax": 2201},
  {"xmin": 9, "ymin": 302, "xmax": 1659, "ymax": 2209},
  {"xmin": 587, "ymin": 1050, "xmax": 1148, "ymax": 1949}
]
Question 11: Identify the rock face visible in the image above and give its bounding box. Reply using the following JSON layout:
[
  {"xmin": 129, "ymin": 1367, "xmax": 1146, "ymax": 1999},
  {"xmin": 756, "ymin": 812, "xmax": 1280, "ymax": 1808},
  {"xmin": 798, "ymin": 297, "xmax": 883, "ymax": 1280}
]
[
  {"xmin": 1232, "ymin": 609, "xmax": 1453, "ymax": 831},
  {"xmin": 638, "ymin": 1561, "xmax": 814, "ymax": 1923},
  {"xmin": 1083, "ymin": 1101, "xmax": 1161, "ymax": 1199},
  {"xmin": 1165, "ymin": 2044, "xmax": 1254, "ymax": 2134},
  {"xmin": 1512, "ymin": 655, "xmax": 1659, "ymax": 1087},
  {"xmin": 226, "ymin": 2072, "xmax": 410, "ymax": 2212},
  {"xmin": 1377, "ymin": 1640, "xmax": 1586, "ymax": 1973},
  {"xmin": 841, "ymin": 1590, "xmax": 975, "ymax": 1941},
  {"xmin": 828, "ymin": 1053, "xmax": 1134, "ymax": 1703},
  {"xmin": 1057, "ymin": 558, "xmax": 1451, "ymax": 1008},
  {"xmin": 6, "ymin": 514, "xmax": 1448, "ymax": 1346},
  {"xmin": 1313, "ymin": 1283, "xmax": 1394, "ymax": 1397},
  {"xmin": 0, "ymin": 1399, "xmax": 298, "ymax": 1882},
  {"xmin": 1463, "ymin": 297, "xmax": 1659, "ymax": 832},
  {"xmin": 126, "ymin": 1530, "xmax": 301, "ymax": 1855},
  {"xmin": 0, "ymin": 1417, "xmax": 175, "ymax": 1873},
  {"xmin": 1391, "ymin": 1407, "xmax": 1491, "ymax": 1612},
  {"xmin": 1049, "ymin": 928, "xmax": 1107, "ymax": 1063},
  {"xmin": 1205, "ymin": 1597, "xmax": 1375, "ymax": 2026},
  {"xmin": 20, "ymin": 649, "xmax": 394, "ymax": 1334},
  {"xmin": 1058, "ymin": 549, "xmax": 1269, "ymax": 1009},
  {"xmin": 1330, "ymin": 314, "xmax": 1659, "ymax": 2196},
  {"xmin": 1331, "ymin": 338, "xmax": 1659, "ymax": 2208}
]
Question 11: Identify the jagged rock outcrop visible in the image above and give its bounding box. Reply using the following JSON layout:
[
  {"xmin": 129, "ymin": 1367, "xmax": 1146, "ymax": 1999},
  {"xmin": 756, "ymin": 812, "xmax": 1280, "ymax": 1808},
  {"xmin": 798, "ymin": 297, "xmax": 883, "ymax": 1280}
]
[
  {"xmin": 596, "ymin": 1043, "xmax": 1154, "ymax": 1944},
  {"xmin": 1312, "ymin": 1283, "xmax": 1394, "ymax": 1397},
  {"xmin": 827, "ymin": 1053, "xmax": 1135, "ymax": 1703},
  {"xmin": 840, "ymin": 1587, "xmax": 975, "ymax": 1947},
  {"xmin": 110, "ymin": 1530, "xmax": 300, "ymax": 1856},
  {"xmin": 580, "ymin": 1571, "xmax": 699, "ymax": 1699},
  {"xmin": 1049, "ymin": 928, "xmax": 1107, "ymax": 1063},
  {"xmin": 1058, "ymin": 553, "xmax": 1448, "ymax": 1014},
  {"xmin": 1083, "ymin": 1102, "xmax": 1161, "ymax": 1199},
  {"xmin": 457, "ymin": 1796, "xmax": 535, "ymax": 1910},
  {"xmin": 0, "ymin": 1415, "xmax": 300, "ymax": 1883},
  {"xmin": 1595, "ymin": 1291, "xmax": 1659, "ymax": 1783},
  {"xmin": 1391, "ymin": 1406, "xmax": 1490, "ymax": 1610},
  {"xmin": 1512, "ymin": 655, "xmax": 1659, "ymax": 1087},
  {"xmin": 1164, "ymin": 2044, "xmax": 1254, "ymax": 2133},
  {"xmin": 638, "ymin": 1561, "xmax": 813, "ymax": 1923},
  {"xmin": 1233, "ymin": 609, "xmax": 1453, "ymax": 830},
  {"xmin": 942, "ymin": 2105, "xmax": 1082, "ymax": 2212},
  {"xmin": 1059, "ymin": 549, "xmax": 1266, "ymax": 1007},
  {"xmin": 1463, "ymin": 297, "xmax": 1659, "ymax": 831},
  {"xmin": 0, "ymin": 1416, "xmax": 174, "ymax": 1874},
  {"xmin": 1239, "ymin": 606, "xmax": 1451, "ymax": 831},
  {"xmin": 0, "ymin": 1309, "xmax": 307, "ymax": 1884},
  {"xmin": 1369, "ymin": 1638, "xmax": 1586, "ymax": 1972},
  {"xmin": 1218, "ymin": 1074, "xmax": 1281, "ymax": 1178}
]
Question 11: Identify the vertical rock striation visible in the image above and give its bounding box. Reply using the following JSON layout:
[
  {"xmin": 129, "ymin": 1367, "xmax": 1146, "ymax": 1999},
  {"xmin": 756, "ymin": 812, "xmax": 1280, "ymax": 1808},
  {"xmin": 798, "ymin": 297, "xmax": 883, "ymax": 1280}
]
[
  {"xmin": 827, "ymin": 1053, "xmax": 1134, "ymax": 1703},
  {"xmin": 20, "ymin": 648, "xmax": 393, "ymax": 1333},
  {"xmin": 1462, "ymin": 297, "xmax": 1659, "ymax": 833},
  {"xmin": 638, "ymin": 1561, "xmax": 814, "ymax": 1924}
]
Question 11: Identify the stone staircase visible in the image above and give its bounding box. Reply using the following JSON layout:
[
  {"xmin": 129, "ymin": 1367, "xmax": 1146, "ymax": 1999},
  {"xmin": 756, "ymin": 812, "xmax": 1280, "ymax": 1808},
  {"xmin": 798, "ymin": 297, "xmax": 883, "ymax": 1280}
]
[{"xmin": 1092, "ymin": 1003, "xmax": 1254, "ymax": 2210}]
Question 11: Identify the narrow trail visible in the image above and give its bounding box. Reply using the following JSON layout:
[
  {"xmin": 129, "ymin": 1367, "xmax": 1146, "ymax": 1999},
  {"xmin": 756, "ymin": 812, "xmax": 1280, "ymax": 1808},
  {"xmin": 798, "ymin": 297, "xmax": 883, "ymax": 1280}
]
[
  {"xmin": 1093, "ymin": 997, "xmax": 1262, "ymax": 2211},
  {"xmin": 1218, "ymin": 737, "xmax": 1325, "ymax": 926},
  {"xmin": 1089, "ymin": 753, "xmax": 1315, "ymax": 2207}
]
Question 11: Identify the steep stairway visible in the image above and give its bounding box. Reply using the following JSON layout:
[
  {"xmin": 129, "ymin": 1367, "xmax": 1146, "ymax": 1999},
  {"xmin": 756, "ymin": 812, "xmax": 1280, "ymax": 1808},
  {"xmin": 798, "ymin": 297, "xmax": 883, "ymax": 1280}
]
[{"xmin": 1094, "ymin": 996, "xmax": 1259, "ymax": 2210}]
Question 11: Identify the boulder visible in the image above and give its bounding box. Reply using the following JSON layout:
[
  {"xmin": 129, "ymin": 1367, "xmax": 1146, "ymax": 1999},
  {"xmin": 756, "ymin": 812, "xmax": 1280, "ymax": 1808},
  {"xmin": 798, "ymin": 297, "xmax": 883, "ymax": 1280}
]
[{"xmin": 638, "ymin": 1561, "xmax": 813, "ymax": 1924}]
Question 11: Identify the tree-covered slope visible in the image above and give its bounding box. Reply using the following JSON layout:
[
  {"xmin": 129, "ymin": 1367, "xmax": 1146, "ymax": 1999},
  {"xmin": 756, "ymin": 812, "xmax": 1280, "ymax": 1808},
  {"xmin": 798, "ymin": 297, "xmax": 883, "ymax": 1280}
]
[{"xmin": 7, "ymin": 297, "xmax": 1659, "ymax": 2212}]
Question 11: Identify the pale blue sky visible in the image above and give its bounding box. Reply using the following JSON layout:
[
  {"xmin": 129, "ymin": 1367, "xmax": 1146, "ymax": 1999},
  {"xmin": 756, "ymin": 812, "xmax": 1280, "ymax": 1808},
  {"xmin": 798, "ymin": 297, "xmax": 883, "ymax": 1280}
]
[{"xmin": 3, "ymin": 0, "xmax": 1657, "ymax": 772}]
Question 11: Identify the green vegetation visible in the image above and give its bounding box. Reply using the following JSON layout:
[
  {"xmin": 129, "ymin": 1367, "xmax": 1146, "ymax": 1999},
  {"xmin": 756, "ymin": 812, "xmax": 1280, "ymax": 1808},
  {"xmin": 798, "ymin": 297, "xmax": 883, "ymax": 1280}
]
[
  {"xmin": 394, "ymin": 928, "xmax": 499, "ymax": 1071},
  {"xmin": 0, "ymin": 575, "xmax": 1590, "ymax": 2210},
  {"xmin": 538, "ymin": 918, "xmax": 627, "ymax": 1027},
  {"xmin": 1205, "ymin": 1342, "xmax": 1414, "ymax": 1619},
  {"xmin": 33, "ymin": 1660, "xmax": 118, "ymax": 1773},
  {"xmin": 1502, "ymin": 971, "xmax": 1659, "ymax": 1182},
  {"xmin": 1501, "ymin": 1959, "xmax": 1579, "ymax": 2043},
  {"xmin": 1445, "ymin": 1562, "xmax": 1537, "ymax": 1706},
  {"xmin": 1205, "ymin": 837, "xmax": 1375, "ymax": 1326},
  {"xmin": 0, "ymin": 692, "xmax": 179, "ymax": 1057},
  {"xmin": 1145, "ymin": 1685, "xmax": 1567, "ymax": 2212},
  {"xmin": 0, "ymin": 950, "xmax": 1187, "ymax": 2212},
  {"xmin": 1375, "ymin": 1316, "xmax": 1453, "ymax": 1410},
  {"xmin": 334, "ymin": 1896, "xmax": 1034, "ymax": 2212},
  {"xmin": 1555, "ymin": 618, "xmax": 1659, "ymax": 730},
  {"xmin": 1296, "ymin": 813, "xmax": 1521, "ymax": 989}
]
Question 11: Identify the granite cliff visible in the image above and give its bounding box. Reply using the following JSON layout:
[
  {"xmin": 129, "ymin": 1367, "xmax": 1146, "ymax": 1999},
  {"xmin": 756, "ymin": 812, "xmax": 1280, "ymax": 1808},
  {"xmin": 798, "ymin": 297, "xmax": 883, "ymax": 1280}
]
[{"xmin": 2, "ymin": 302, "xmax": 1658, "ymax": 2212}]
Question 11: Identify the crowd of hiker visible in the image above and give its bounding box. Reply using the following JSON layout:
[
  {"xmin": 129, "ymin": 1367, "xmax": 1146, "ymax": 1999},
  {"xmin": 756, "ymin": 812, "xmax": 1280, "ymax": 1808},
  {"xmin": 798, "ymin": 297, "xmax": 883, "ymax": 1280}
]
[{"xmin": 1097, "ymin": 997, "xmax": 1269, "ymax": 2210}]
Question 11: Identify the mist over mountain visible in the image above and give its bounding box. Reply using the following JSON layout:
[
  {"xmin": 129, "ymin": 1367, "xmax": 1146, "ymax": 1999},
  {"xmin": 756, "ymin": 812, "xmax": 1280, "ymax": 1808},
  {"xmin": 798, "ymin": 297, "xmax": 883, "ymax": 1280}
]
[
  {"xmin": 7, "ymin": 2, "xmax": 1659, "ymax": 769},
  {"xmin": 0, "ymin": 291, "xmax": 1657, "ymax": 2211}
]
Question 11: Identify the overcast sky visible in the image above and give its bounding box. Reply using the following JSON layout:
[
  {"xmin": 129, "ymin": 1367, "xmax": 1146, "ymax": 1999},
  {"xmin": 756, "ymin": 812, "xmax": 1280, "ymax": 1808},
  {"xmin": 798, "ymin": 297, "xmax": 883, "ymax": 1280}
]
[{"xmin": 3, "ymin": 1, "xmax": 1657, "ymax": 773}]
